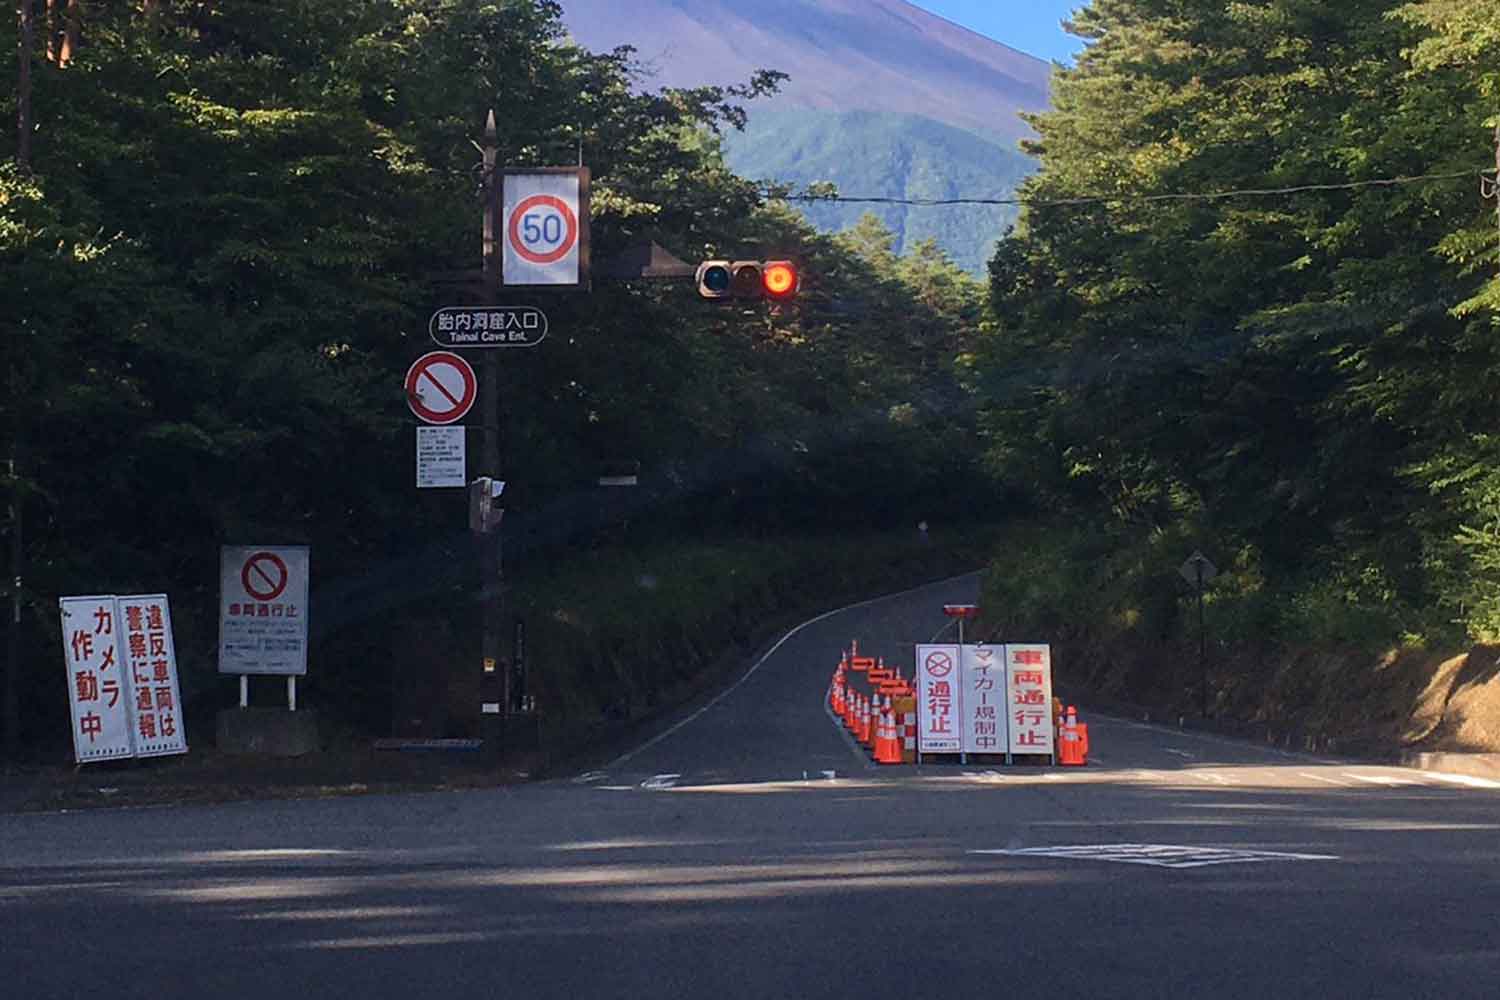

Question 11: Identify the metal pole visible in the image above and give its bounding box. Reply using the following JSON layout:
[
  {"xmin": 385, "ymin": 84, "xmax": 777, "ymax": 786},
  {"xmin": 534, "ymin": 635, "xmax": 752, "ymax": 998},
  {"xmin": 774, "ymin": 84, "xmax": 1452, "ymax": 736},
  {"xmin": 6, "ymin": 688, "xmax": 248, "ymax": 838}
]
[
  {"xmin": 1198, "ymin": 564, "xmax": 1208, "ymax": 718},
  {"xmin": 957, "ymin": 616, "xmax": 966, "ymax": 765},
  {"xmin": 287, "ymin": 676, "xmax": 297, "ymax": 712},
  {"xmin": 480, "ymin": 111, "xmax": 505, "ymax": 754},
  {"xmin": 17, "ymin": 0, "xmax": 34, "ymax": 172},
  {"xmin": 239, "ymin": 674, "xmax": 248, "ymax": 709},
  {"xmin": 4, "ymin": 454, "xmax": 20, "ymax": 767}
]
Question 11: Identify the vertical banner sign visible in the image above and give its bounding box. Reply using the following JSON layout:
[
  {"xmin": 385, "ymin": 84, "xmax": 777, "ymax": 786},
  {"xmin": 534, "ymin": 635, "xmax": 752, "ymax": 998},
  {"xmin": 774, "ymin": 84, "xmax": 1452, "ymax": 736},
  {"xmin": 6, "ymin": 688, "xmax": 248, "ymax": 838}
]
[
  {"xmin": 501, "ymin": 168, "xmax": 590, "ymax": 289},
  {"xmin": 915, "ymin": 644, "xmax": 961, "ymax": 753},
  {"xmin": 416, "ymin": 425, "xmax": 466, "ymax": 488},
  {"xmin": 117, "ymin": 595, "xmax": 189, "ymax": 758},
  {"xmin": 219, "ymin": 546, "xmax": 311, "ymax": 676},
  {"xmin": 1006, "ymin": 644, "xmax": 1055, "ymax": 756},
  {"xmin": 961, "ymin": 644, "xmax": 1008, "ymax": 754},
  {"xmin": 59, "ymin": 596, "xmax": 136, "ymax": 763}
]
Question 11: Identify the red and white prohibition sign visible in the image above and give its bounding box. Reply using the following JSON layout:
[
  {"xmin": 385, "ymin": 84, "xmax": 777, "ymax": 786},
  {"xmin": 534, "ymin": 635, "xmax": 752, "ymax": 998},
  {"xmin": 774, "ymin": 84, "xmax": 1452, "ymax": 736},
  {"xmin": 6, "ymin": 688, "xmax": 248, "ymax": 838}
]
[
  {"xmin": 405, "ymin": 351, "xmax": 477, "ymax": 425},
  {"xmin": 242, "ymin": 551, "xmax": 289, "ymax": 602},
  {"xmin": 925, "ymin": 649, "xmax": 955, "ymax": 679},
  {"xmin": 508, "ymin": 195, "xmax": 579, "ymax": 265}
]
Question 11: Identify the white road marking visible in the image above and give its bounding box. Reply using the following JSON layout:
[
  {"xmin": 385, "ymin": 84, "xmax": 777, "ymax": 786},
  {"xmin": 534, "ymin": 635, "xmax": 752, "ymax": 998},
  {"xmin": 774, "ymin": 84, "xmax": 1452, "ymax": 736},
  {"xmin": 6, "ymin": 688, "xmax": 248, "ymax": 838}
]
[
  {"xmin": 1190, "ymin": 771, "xmax": 1234, "ymax": 786},
  {"xmin": 572, "ymin": 771, "xmax": 608, "ymax": 784},
  {"xmin": 1346, "ymin": 773, "xmax": 1420, "ymax": 787},
  {"xmin": 640, "ymin": 774, "xmax": 681, "ymax": 790},
  {"xmin": 1162, "ymin": 748, "xmax": 1197, "ymax": 759},
  {"xmin": 1299, "ymin": 772, "xmax": 1349, "ymax": 786},
  {"xmin": 971, "ymin": 843, "xmax": 1339, "ymax": 869}
]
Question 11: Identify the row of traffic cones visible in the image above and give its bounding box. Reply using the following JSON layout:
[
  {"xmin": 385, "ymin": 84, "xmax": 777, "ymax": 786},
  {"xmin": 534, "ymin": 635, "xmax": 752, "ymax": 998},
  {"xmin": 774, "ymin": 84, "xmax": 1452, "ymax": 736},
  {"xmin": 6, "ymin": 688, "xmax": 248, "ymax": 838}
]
[{"xmin": 828, "ymin": 641, "xmax": 916, "ymax": 765}]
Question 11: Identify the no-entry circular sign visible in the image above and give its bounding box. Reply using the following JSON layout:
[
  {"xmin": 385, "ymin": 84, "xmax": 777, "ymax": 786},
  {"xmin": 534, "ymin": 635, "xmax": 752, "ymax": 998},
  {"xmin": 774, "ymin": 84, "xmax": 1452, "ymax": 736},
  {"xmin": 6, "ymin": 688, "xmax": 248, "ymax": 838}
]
[
  {"xmin": 508, "ymin": 194, "xmax": 578, "ymax": 265},
  {"xmin": 242, "ymin": 551, "xmax": 289, "ymax": 602},
  {"xmin": 405, "ymin": 351, "xmax": 477, "ymax": 425}
]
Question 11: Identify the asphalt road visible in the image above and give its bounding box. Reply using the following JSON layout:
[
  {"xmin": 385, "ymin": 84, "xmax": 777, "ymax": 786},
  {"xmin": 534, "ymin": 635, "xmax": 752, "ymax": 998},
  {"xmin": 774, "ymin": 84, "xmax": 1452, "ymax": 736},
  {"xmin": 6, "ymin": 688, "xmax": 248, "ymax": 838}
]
[{"xmin": 7, "ymin": 572, "xmax": 1500, "ymax": 998}]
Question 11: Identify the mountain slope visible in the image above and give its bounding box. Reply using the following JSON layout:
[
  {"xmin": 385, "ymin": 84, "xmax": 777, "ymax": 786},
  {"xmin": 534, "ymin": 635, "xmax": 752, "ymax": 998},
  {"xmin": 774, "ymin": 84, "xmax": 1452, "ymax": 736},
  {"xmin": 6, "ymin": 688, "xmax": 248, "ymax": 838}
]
[
  {"xmin": 558, "ymin": 0, "xmax": 1050, "ymax": 272},
  {"xmin": 721, "ymin": 110, "xmax": 1034, "ymax": 273},
  {"xmin": 558, "ymin": 0, "xmax": 1051, "ymax": 139}
]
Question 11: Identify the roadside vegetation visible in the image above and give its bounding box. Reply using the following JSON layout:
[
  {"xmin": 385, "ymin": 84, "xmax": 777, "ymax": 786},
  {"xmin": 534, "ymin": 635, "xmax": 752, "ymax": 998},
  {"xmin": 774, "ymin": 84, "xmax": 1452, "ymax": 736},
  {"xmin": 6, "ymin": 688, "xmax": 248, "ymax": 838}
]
[
  {"xmin": 0, "ymin": 0, "xmax": 992, "ymax": 758},
  {"xmin": 973, "ymin": 0, "xmax": 1500, "ymax": 750},
  {"xmin": 4, "ymin": 0, "xmax": 1500, "ymax": 765}
]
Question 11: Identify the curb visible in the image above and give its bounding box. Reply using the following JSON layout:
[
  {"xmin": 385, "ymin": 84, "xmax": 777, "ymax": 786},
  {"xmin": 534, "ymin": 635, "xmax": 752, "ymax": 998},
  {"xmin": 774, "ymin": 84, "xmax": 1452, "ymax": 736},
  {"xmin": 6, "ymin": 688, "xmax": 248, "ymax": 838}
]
[{"xmin": 1400, "ymin": 752, "xmax": 1500, "ymax": 781}]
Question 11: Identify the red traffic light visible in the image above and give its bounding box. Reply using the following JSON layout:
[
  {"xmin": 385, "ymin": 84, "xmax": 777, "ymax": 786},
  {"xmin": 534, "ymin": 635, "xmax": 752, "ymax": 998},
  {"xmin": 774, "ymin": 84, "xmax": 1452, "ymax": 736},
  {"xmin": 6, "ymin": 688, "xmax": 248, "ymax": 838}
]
[
  {"xmin": 762, "ymin": 261, "xmax": 799, "ymax": 300},
  {"xmin": 696, "ymin": 259, "xmax": 801, "ymax": 300}
]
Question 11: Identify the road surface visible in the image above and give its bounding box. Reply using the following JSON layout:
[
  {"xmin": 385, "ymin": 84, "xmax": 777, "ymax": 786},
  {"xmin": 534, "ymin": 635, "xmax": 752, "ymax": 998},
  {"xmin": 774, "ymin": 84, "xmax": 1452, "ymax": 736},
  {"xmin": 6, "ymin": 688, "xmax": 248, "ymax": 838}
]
[{"xmin": 7, "ymin": 573, "xmax": 1500, "ymax": 998}]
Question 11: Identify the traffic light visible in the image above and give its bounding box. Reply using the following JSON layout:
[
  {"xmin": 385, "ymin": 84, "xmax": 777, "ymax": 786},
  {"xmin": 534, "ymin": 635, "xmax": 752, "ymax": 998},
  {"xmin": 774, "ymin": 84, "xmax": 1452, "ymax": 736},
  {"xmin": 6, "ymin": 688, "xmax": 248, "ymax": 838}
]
[{"xmin": 696, "ymin": 260, "xmax": 801, "ymax": 301}]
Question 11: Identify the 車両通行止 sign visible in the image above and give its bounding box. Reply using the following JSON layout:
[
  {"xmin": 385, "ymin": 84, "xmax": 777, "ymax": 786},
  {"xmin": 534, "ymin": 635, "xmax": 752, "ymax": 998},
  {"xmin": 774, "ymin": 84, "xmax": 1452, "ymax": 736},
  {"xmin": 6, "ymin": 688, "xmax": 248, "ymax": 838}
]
[
  {"xmin": 219, "ymin": 545, "xmax": 310, "ymax": 676},
  {"xmin": 913, "ymin": 643, "xmax": 1056, "ymax": 757},
  {"xmin": 501, "ymin": 169, "xmax": 590, "ymax": 289},
  {"xmin": 1006, "ymin": 644, "xmax": 1055, "ymax": 756}
]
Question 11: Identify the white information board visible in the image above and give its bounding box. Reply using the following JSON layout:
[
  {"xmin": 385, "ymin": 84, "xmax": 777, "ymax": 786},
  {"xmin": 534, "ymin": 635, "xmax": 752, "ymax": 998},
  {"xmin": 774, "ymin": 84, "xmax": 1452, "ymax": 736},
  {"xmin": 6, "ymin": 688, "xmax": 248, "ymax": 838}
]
[
  {"xmin": 961, "ymin": 644, "xmax": 1008, "ymax": 754},
  {"xmin": 1006, "ymin": 644, "xmax": 1055, "ymax": 756},
  {"xmin": 219, "ymin": 545, "xmax": 310, "ymax": 676},
  {"xmin": 915, "ymin": 644, "xmax": 961, "ymax": 753},
  {"xmin": 117, "ymin": 595, "xmax": 189, "ymax": 758},
  {"xmin": 501, "ymin": 169, "xmax": 589, "ymax": 288},
  {"xmin": 417, "ymin": 425, "xmax": 466, "ymax": 488},
  {"xmin": 59, "ymin": 596, "xmax": 137, "ymax": 763}
]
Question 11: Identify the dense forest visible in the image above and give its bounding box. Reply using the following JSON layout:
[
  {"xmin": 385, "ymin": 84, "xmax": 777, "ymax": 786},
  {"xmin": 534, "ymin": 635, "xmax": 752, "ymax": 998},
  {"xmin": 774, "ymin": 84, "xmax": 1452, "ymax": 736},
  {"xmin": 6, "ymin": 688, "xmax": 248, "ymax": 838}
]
[
  {"xmin": 0, "ymin": 0, "xmax": 989, "ymax": 754},
  {"xmin": 975, "ymin": 0, "xmax": 1500, "ymax": 724},
  {"xmin": 3, "ymin": 0, "xmax": 1499, "ymax": 758}
]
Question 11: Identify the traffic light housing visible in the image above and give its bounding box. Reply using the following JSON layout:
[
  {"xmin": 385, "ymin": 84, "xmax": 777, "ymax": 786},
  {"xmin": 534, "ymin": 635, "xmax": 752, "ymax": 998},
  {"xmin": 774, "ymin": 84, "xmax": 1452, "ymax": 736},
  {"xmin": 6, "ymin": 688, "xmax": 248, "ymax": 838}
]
[{"xmin": 696, "ymin": 260, "xmax": 800, "ymax": 301}]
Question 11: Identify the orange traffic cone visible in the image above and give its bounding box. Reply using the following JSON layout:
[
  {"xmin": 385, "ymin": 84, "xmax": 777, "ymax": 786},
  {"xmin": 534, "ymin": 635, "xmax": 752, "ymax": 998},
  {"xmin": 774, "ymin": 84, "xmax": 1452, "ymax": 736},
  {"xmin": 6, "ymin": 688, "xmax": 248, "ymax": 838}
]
[
  {"xmin": 876, "ymin": 706, "xmax": 899, "ymax": 764},
  {"xmin": 1059, "ymin": 708, "xmax": 1085, "ymax": 766}
]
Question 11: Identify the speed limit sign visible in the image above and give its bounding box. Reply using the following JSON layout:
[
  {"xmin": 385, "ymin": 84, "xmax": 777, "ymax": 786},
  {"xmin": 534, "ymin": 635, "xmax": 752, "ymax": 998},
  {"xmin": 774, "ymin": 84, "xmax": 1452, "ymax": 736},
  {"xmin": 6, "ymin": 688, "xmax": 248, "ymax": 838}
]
[{"xmin": 501, "ymin": 168, "xmax": 591, "ymax": 289}]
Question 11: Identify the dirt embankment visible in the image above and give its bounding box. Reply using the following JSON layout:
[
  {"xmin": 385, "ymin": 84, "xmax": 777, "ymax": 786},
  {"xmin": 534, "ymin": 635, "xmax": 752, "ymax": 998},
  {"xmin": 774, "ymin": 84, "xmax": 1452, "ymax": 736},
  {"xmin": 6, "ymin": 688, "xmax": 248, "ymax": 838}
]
[{"xmin": 1056, "ymin": 634, "xmax": 1500, "ymax": 758}]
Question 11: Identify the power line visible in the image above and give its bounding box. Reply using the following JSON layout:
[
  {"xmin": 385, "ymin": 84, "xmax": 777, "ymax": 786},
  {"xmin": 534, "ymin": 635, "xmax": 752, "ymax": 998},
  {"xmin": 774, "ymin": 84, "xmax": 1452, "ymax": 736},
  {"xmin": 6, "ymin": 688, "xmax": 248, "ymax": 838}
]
[{"xmin": 770, "ymin": 168, "xmax": 1492, "ymax": 208}]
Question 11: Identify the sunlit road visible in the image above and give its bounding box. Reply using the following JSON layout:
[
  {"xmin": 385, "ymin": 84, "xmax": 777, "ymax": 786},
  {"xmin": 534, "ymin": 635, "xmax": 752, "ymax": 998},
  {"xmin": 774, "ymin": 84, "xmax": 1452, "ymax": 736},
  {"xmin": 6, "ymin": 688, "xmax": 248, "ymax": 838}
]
[{"xmin": 7, "ymin": 573, "xmax": 1500, "ymax": 998}]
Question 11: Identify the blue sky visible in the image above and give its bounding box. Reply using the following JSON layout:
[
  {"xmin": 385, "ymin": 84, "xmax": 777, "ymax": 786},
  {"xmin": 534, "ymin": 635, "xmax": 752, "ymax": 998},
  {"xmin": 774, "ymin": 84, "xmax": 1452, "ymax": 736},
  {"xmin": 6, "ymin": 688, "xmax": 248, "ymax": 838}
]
[{"xmin": 910, "ymin": 1, "xmax": 1088, "ymax": 63}]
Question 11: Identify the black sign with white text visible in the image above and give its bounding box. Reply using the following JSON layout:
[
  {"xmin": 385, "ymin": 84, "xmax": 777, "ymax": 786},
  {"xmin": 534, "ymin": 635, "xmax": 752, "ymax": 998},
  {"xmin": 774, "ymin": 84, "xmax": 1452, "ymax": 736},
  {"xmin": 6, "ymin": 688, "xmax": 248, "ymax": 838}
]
[{"xmin": 429, "ymin": 306, "xmax": 549, "ymax": 348}]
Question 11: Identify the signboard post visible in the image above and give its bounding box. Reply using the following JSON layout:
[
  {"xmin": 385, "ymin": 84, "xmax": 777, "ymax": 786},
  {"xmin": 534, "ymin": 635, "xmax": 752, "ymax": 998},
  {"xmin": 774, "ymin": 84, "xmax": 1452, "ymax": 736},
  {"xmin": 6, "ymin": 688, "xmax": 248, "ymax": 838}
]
[
  {"xmin": 59, "ymin": 596, "xmax": 136, "ymax": 763},
  {"xmin": 417, "ymin": 426, "xmax": 466, "ymax": 489},
  {"xmin": 1005, "ymin": 644, "xmax": 1056, "ymax": 760},
  {"xmin": 60, "ymin": 595, "xmax": 189, "ymax": 764},
  {"xmin": 429, "ymin": 306, "xmax": 548, "ymax": 349},
  {"xmin": 405, "ymin": 351, "xmax": 478, "ymax": 426},
  {"xmin": 218, "ymin": 546, "xmax": 310, "ymax": 709},
  {"xmin": 960, "ymin": 644, "xmax": 1008, "ymax": 760},
  {"xmin": 501, "ymin": 169, "xmax": 590, "ymax": 290},
  {"xmin": 915, "ymin": 644, "xmax": 961, "ymax": 757},
  {"xmin": 1180, "ymin": 551, "xmax": 1218, "ymax": 718},
  {"xmin": 116, "ymin": 595, "xmax": 189, "ymax": 758}
]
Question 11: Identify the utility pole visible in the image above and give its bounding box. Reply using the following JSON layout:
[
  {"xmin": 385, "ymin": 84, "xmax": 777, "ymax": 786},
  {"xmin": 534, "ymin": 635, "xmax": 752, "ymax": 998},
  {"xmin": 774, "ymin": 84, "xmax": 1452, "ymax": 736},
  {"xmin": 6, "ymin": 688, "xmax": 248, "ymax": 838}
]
[
  {"xmin": 18, "ymin": 0, "xmax": 33, "ymax": 170},
  {"xmin": 479, "ymin": 110, "xmax": 506, "ymax": 753},
  {"xmin": 4, "ymin": 369, "xmax": 21, "ymax": 767},
  {"xmin": 8, "ymin": 0, "xmax": 31, "ymax": 769},
  {"xmin": 1492, "ymin": 121, "xmax": 1499, "ymax": 276}
]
